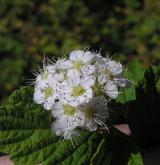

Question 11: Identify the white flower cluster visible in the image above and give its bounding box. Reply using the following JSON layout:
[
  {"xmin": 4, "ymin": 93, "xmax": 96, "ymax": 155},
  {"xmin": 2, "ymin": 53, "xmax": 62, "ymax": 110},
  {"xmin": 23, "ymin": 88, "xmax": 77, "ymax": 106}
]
[{"xmin": 33, "ymin": 50, "xmax": 131, "ymax": 139}]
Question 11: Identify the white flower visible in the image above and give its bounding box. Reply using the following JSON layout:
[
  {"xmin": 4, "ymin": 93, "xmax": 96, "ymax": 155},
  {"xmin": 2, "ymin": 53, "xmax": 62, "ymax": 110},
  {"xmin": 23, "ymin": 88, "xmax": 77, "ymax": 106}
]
[
  {"xmin": 60, "ymin": 70, "xmax": 95, "ymax": 106},
  {"xmin": 97, "ymin": 58, "xmax": 131, "ymax": 86},
  {"xmin": 96, "ymin": 58, "xmax": 122, "ymax": 83},
  {"xmin": 52, "ymin": 101, "xmax": 85, "ymax": 126},
  {"xmin": 51, "ymin": 101, "xmax": 85, "ymax": 139},
  {"xmin": 104, "ymin": 59, "xmax": 131, "ymax": 87},
  {"xmin": 95, "ymin": 58, "xmax": 131, "ymax": 98},
  {"xmin": 46, "ymin": 59, "xmax": 70, "ymax": 82},
  {"xmin": 106, "ymin": 59, "xmax": 123, "ymax": 75},
  {"xmin": 35, "ymin": 71, "xmax": 53, "ymax": 89},
  {"xmin": 68, "ymin": 50, "xmax": 96, "ymax": 75},
  {"xmin": 34, "ymin": 76, "xmax": 60, "ymax": 110},
  {"xmin": 47, "ymin": 65, "xmax": 64, "ymax": 82},
  {"xmin": 51, "ymin": 96, "xmax": 109, "ymax": 138},
  {"xmin": 78, "ymin": 96, "xmax": 109, "ymax": 131},
  {"xmin": 34, "ymin": 63, "xmax": 64, "ymax": 88}
]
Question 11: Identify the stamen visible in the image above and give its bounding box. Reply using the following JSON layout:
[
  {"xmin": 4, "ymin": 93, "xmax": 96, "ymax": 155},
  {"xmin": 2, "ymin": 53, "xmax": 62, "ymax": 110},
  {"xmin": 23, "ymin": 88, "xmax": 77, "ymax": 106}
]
[
  {"xmin": 43, "ymin": 86, "xmax": 54, "ymax": 98},
  {"xmin": 72, "ymin": 60, "xmax": 84, "ymax": 71},
  {"xmin": 72, "ymin": 86, "xmax": 86, "ymax": 97},
  {"xmin": 64, "ymin": 104, "xmax": 76, "ymax": 116}
]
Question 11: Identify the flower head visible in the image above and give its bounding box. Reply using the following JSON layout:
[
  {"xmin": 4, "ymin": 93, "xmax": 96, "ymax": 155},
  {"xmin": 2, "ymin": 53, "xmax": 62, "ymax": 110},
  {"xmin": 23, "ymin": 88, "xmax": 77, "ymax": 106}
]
[
  {"xmin": 51, "ymin": 100, "xmax": 85, "ymax": 139},
  {"xmin": 34, "ymin": 78, "xmax": 60, "ymax": 110},
  {"xmin": 32, "ymin": 49, "xmax": 131, "ymax": 139},
  {"xmin": 68, "ymin": 50, "xmax": 96, "ymax": 75},
  {"xmin": 60, "ymin": 70, "xmax": 95, "ymax": 106},
  {"xmin": 78, "ymin": 96, "xmax": 109, "ymax": 131}
]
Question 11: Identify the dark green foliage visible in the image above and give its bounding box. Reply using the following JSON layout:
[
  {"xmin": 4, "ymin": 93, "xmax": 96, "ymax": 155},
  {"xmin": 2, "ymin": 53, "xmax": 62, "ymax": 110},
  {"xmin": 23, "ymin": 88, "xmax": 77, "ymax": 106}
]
[
  {"xmin": 128, "ymin": 153, "xmax": 143, "ymax": 165},
  {"xmin": 0, "ymin": 0, "xmax": 160, "ymax": 103},
  {"xmin": 115, "ymin": 64, "xmax": 160, "ymax": 147},
  {"xmin": 0, "ymin": 87, "xmax": 143, "ymax": 165},
  {"xmin": 127, "ymin": 66, "xmax": 160, "ymax": 146}
]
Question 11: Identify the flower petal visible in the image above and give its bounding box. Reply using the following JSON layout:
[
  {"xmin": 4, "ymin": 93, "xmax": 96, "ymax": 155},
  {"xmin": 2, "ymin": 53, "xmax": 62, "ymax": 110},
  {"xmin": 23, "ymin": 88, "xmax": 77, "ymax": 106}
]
[
  {"xmin": 51, "ymin": 101, "xmax": 64, "ymax": 117},
  {"xmin": 82, "ymin": 76, "xmax": 95, "ymax": 88},
  {"xmin": 98, "ymin": 75, "xmax": 108, "ymax": 85},
  {"xmin": 104, "ymin": 80, "xmax": 118, "ymax": 99},
  {"xmin": 106, "ymin": 60, "xmax": 122, "ymax": 75},
  {"xmin": 114, "ymin": 76, "xmax": 132, "ymax": 87},
  {"xmin": 82, "ymin": 65, "xmax": 95, "ymax": 75},
  {"xmin": 34, "ymin": 89, "xmax": 44, "ymax": 104},
  {"xmin": 86, "ymin": 120, "xmax": 97, "ymax": 131},
  {"xmin": 69, "ymin": 50, "xmax": 83, "ymax": 61},
  {"xmin": 43, "ymin": 96, "xmax": 56, "ymax": 110},
  {"xmin": 83, "ymin": 51, "xmax": 95, "ymax": 64},
  {"xmin": 67, "ymin": 70, "xmax": 81, "ymax": 87}
]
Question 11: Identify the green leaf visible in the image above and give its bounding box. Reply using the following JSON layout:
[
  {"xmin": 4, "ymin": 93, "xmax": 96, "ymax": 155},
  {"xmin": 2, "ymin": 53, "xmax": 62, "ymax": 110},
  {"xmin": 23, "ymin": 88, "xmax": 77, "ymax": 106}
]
[
  {"xmin": 0, "ymin": 87, "xmax": 143, "ymax": 165},
  {"xmin": 90, "ymin": 138, "xmax": 113, "ymax": 165},
  {"xmin": 127, "ymin": 65, "xmax": 160, "ymax": 146},
  {"xmin": 126, "ymin": 60, "xmax": 146, "ymax": 83},
  {"xmin": 128, "ymin": 153, "xmax": 144, "ymax": 165},
  {"xmin": 116, "ymin": 60, "xmax": 146, "ymax": 103},
  {"xmin": 109, "ymin": 133, "xmax": 143, "ymax": 165}
]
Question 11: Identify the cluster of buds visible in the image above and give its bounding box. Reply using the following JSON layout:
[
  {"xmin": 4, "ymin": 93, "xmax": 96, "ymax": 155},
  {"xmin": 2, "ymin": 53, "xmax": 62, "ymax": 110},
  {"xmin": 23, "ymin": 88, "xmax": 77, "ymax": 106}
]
[{"xmin": 33, "ymin": 50, "xmax": 131, "ymax": 139}]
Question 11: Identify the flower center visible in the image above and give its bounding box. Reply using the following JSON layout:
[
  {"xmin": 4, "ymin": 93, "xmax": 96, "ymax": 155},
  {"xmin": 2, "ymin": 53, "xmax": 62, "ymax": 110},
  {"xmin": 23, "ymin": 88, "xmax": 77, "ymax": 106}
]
[
  {"xmin": 43, "ymin": 86, "xmax": 54, "ymax": 98},
  {"xmin": 92, "ymin": 82, "xmax": 105, "ymax": 96},
  {"xmin": 72, "ymin": 86, "xmax": 86, "ymax": 96},
  {"xmin": 84, "ymin": 106, "xmax": 95, "ymax": 118},
  {"xmin": 72, "ymin": 60, "xmax": 84, "ymax": 70},
  {"xmin": 102, "ymin": 69, "xmax": 114, "ymax": 80},
  {"xmin": 64, "ymin": 104, "xmax": 76, "ymax": 116}
]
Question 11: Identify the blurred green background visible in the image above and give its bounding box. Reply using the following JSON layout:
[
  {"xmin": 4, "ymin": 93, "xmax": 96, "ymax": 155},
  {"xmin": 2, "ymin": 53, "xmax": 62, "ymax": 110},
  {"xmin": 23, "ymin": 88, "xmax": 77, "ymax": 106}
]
[{"xmin": 0, "ymin": 0, "xmax": 160, "ymax": 104}]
